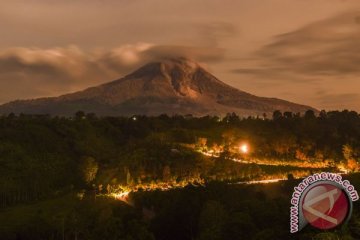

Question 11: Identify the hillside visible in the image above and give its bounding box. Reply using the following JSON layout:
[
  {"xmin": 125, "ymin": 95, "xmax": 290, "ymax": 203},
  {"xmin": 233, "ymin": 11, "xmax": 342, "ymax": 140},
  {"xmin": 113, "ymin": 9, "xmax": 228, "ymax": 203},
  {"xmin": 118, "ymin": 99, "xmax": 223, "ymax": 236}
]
[{"xmin": 0, "ymin": 58, "xmax": 316, "ymax": 116}]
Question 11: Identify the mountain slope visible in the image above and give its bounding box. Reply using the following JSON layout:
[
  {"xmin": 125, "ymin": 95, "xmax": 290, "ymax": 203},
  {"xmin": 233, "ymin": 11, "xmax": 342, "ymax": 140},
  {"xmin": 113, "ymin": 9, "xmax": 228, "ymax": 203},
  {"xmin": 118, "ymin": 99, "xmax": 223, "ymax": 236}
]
[{"xmin": 0, "ymin": 58, "xmax": 316, "ymax": 116}]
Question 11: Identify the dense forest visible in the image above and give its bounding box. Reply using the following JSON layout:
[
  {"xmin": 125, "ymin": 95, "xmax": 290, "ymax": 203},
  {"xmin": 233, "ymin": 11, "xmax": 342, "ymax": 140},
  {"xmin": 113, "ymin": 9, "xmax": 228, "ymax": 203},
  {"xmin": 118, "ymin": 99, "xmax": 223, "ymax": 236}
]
[{"xmin": 0, "ymin": 110, "xmax": 360, "ymax": 239}]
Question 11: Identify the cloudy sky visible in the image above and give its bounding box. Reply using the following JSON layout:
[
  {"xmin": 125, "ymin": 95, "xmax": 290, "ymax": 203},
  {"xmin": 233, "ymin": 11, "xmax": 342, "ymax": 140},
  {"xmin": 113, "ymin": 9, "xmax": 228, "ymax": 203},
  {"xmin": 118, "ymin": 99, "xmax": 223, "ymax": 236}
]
[{"xmin": 1, "ymin": 0, "xmax": 360, "ymax": 111}]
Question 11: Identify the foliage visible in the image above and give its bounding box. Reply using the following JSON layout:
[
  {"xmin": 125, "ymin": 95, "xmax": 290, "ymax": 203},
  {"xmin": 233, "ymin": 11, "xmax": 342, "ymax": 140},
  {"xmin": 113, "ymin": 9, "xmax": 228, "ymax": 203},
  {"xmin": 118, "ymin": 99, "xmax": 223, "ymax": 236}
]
[{"xmin": 0, "ymin": 111, "xmax": 360, "ymax": 239}]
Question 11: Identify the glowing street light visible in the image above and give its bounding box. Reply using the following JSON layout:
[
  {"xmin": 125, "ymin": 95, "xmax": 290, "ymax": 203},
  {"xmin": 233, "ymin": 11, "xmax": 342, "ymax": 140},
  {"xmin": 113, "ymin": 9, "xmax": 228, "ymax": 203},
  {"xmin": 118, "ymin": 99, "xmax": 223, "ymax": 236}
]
[{"xmin": 240, "ymin": 143, "xmax": 249, "ymax": 154}]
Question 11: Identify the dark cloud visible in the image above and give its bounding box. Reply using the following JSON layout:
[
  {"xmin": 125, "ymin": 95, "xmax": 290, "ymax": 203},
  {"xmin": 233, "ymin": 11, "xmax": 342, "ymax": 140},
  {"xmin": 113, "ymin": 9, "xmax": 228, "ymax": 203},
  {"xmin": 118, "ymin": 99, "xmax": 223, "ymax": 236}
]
[
  {"xmin": 0, "ymin": 44, "xmax": 224, "ymax": 103},
  {"xmin": 228, "ymin": 10, "xmax": 360, "ymax": 114},
  {"xmin": 230, "ymin": 11, "xmax": 360, "ymax": 79},
  {"xmin": 256, "ymin": 11, "xmax": 360, "ymax": 76}
]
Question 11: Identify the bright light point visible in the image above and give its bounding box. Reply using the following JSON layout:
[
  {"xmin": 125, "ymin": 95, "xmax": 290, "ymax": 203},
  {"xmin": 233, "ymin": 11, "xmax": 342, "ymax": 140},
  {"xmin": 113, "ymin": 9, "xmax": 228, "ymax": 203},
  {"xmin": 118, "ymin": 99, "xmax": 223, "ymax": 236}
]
[{"xmin": 240, "ymin": 144, "xmax": 249, "ymax": 154}]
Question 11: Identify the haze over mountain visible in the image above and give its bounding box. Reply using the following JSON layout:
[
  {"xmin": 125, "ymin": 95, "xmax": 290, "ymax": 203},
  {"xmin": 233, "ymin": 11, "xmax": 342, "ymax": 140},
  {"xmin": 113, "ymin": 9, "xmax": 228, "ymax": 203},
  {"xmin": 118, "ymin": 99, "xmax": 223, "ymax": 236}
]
[{"xmin": 0, "ymin": 58, "xmax": 316, "ymax": 117}]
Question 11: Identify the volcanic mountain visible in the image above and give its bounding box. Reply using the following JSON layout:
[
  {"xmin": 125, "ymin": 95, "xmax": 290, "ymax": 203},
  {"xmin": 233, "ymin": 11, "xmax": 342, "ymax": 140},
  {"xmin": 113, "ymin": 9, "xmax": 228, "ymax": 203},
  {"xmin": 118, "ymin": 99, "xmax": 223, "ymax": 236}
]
[{"xmin": 0, "ymin": 58, "xmax": 316, "ymax": 117}]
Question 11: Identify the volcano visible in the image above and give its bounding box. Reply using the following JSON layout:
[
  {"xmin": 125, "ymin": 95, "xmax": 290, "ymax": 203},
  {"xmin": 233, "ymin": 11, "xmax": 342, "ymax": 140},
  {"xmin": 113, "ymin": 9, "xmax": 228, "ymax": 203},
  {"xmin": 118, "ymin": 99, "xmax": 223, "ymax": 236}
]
[{"xmin": 0, "ymin": 58, "xmax": 316, "ymax": 117}]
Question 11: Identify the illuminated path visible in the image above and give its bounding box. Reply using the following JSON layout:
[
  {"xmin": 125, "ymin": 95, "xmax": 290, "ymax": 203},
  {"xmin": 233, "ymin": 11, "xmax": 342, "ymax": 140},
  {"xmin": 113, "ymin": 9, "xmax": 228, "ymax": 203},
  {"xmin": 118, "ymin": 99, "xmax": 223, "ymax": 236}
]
[
  {"xmin": 110, "ymin": 178, "xmax": 287, "ymax": 204},
  {"xmin": 111, "ymin": 191, "xmax": 131, "ymax": 203},
  {"xmin": 110, "ymin": 151, "xmax": 348, "ymax": 203},
  {"xmin": 199, "ymin": 150, "xmax": 330, "ymax": 168},
  {"xmin": 234, "ymin": 178, "xmax": 286, "ymax": 184}
]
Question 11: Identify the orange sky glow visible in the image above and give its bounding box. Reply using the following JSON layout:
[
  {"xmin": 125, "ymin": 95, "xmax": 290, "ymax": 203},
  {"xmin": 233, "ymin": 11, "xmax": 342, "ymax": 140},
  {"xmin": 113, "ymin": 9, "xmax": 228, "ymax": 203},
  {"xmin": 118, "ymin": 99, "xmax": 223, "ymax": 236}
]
[{"xmin": 1, "ymin": 0, "xmax": 360, "ymax": 111}]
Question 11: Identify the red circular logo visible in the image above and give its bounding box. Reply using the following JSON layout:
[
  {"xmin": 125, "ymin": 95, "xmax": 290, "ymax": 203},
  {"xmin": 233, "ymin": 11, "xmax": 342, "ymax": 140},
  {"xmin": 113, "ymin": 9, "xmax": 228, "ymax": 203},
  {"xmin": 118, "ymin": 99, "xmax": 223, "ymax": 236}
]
[{"xmin": 302, "ymin": 183, "xmax": 349, "ymax": 230}]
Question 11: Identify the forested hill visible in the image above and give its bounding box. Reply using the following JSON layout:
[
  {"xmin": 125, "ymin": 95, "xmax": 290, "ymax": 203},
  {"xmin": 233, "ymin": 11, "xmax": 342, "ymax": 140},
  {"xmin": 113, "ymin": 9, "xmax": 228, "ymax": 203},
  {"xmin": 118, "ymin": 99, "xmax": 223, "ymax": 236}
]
[
  {"xmin": 1, "ymin": 110, "xmax": 360, "ymax": 239},
  {"xmin": 1, "ymin": 109, "xmax": 360, "ymax": 207}
]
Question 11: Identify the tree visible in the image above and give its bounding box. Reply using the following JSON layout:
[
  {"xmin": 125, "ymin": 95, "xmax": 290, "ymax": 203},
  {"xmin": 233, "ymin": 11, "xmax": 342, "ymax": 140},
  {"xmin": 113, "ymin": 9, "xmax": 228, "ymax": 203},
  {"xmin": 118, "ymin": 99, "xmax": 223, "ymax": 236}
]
[
  {"xmin": 272, "ymin": 110, "xmax": 282, "ymax": 120},
  {"xmin": 162, "ymin": 165, "xmax": 171, "ymax": 181},
  {"xmin": 319, "ymin": 110, "xmax": 327, "ymax": 119},
  {"xmin": 283, "ymin": 111, "xmax": 293, "ymax": 118},
  {"xmin": 343, "ymin": 144, "xmax": 359, "ymax": 172},
  {"xmin": 79, "ymin": 157, "xmax": 98, "ymax": 184},
  {"xmin": 196, "ymin": 137, "xmax": 208, "ymax": 150},
  {"xmin": 287, "ymin": 173, "xmax": 294, "ymax": 181},
  {"xmin": 75, "ymin": 111, "xmax": 85, "ymax": 120},
  {"xmin": 223, "ymin": 112, "xmax": 240, "ymax": 123},
  {"xmin": 126, "ymin": 168, "xmax": 133, "ymax": 185},
  {"xmin": 343, "ymin": 144, "xmax": 353, "ymax": 161},
  {"xmin": 304, "ymin": 109, "xmax": 315, "ymax": 119}
]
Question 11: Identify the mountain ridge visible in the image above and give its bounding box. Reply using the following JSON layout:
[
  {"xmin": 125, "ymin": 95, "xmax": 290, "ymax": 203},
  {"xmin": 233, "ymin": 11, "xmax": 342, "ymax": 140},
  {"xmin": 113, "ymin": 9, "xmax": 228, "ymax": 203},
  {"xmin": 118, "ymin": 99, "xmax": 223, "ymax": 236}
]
[{"xmin": 0, "ymin": 58, "xmax": 317, "ymax": 117}]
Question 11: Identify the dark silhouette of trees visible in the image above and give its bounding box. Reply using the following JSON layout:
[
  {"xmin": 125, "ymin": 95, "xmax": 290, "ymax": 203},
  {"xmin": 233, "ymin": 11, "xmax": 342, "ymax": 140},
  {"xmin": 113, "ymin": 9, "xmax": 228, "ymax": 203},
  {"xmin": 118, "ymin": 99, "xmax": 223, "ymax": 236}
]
[{"xmin": 272, "ymin": 110, "xmax": 282, "ymax": 120}]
